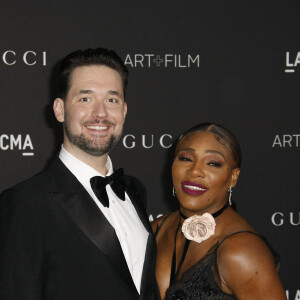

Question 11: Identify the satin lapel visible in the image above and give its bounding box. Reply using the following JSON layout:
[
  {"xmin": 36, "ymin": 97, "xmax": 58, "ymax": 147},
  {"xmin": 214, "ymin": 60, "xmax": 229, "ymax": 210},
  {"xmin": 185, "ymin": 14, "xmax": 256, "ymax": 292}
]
[
  {"xmin": 49, "ymin": 158, "xmax": 138, "ymax": 294},
  {"xmin": 125, "ymin": 179, "xmax": 152, "ymax": 233},
  {"xmin": 125, "ymin": 178, "xmax": 158, "ymax": 299},
  {"xmin": 140, "ymin": 234, "xmax": 157, "ymax": 300}
]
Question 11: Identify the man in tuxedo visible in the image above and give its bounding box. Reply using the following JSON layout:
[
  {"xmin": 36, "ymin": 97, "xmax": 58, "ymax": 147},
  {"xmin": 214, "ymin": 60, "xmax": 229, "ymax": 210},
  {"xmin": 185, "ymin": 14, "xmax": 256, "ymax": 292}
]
[{"xmin": 0, "ymin": 48, "xmax": 158, "ymax": 300}]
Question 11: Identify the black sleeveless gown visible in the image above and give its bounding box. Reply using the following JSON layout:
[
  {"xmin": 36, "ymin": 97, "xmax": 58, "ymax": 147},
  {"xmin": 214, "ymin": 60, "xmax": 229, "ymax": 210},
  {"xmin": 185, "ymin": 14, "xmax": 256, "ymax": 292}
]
[{"xmin": 154, "ymin": 217, "xmax": 279, "ymax": 300}]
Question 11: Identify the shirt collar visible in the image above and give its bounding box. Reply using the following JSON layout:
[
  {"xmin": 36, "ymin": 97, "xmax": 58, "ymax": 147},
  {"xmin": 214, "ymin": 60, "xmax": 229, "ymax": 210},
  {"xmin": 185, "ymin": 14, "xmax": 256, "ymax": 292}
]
[{"xmin": 59, "ymin": 145, "xmax": 113, "ymax": 187}]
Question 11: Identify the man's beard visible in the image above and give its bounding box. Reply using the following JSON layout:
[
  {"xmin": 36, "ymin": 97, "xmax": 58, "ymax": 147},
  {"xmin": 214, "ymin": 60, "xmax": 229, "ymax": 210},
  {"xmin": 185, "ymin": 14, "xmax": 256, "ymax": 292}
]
[{"xmin": 63, "ymin": 114, "xmax": 122, "ymax": 157}]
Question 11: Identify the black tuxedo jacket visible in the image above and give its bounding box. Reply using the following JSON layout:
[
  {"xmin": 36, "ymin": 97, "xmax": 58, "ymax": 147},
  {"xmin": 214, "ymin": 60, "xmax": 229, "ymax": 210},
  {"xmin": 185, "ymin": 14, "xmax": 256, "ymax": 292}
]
[{"xmin": 0, "ymin": 157, "xmax": 158, "ymax": 300}]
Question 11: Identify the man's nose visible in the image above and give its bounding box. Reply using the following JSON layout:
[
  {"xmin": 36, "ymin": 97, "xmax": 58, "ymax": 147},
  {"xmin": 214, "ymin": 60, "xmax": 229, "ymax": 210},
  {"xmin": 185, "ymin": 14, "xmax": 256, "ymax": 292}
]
[{"xmin": 91, "ymin": 101, "xmax": 108, "ymax": 118}]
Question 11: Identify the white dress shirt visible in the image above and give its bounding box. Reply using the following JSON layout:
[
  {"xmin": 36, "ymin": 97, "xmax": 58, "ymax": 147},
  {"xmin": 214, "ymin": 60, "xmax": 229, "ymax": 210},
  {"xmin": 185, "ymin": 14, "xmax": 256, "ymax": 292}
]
[{"xmin": 59, "ymin": 146, "xmax": 148, "ymax": 293}]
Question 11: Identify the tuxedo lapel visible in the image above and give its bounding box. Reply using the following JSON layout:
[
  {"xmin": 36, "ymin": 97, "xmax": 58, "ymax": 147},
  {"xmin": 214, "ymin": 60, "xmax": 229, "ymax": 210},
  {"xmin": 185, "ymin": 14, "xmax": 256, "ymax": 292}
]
[
  {"xmin": 124, "ymin": 179, "xmax": 152, "ymax": 233},
  {"xmin": 48, "ymin": 158, "xmax": 138, "ymax": 295},
  {"xmin": 140, "ymin": 233, "xmax": 157, "ymax": 300}
]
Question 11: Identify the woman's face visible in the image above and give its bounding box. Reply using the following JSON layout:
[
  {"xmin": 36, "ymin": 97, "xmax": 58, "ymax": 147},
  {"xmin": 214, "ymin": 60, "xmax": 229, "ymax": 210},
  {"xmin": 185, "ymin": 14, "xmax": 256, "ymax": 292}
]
[{"xmin": 172, "ymin": 131, "xmax": 240, "ymax": 215}]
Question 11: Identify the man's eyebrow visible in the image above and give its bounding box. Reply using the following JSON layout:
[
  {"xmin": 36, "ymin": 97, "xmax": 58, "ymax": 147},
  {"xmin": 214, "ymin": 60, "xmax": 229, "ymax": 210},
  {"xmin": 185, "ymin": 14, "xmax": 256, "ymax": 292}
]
[
  {"xmin": 108, "ymin": 90, "xmax": 121, "ymax": 96},
  {"xmin": 78, "ymin": 89, "xmax": 93, "ymax": 95},
  {"xmin": 76, "ymin": 89, "xmax": 121, "ymax": 96}
]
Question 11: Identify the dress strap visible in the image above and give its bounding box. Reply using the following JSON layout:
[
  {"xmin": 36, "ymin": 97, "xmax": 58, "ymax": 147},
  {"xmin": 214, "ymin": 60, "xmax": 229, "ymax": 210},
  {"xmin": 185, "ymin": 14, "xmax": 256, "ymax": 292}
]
[
  {"xmin": 154, "ymin": 212, "xmax": 173, "ymax": 237},
  {"xmin": 216, "ymin": 230, "xmax": 259, "ymax": 250}
]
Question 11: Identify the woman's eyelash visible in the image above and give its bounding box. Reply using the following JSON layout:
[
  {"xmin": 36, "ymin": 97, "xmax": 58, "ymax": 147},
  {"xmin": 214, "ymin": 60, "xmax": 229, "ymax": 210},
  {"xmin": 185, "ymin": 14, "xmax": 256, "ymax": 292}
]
[
  {"xmin": 178, "ymin": 156, "xmax": 192, "ymax": 162},
  {"xmin": 177, "ymin": 155, "xmax": 223, "ymax": 166},
  {"xmin": 208, "ymin": 161, "xmax": 222, "ymax": 167}
]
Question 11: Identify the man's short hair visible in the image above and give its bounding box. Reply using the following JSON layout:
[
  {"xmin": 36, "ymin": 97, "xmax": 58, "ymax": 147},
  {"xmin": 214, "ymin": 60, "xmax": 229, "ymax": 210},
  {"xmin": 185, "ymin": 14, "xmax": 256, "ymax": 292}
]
[{"xmin": 58, "ymin": 48, "xmax": 128, "ymax": 100}]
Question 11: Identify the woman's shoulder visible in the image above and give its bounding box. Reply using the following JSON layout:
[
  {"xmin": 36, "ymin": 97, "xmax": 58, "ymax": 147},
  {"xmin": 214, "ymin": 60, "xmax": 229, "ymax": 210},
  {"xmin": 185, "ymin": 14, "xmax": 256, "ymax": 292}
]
[
  {"xmin": 217, "ymin": 228, "xmax": 276, "ymax": 267},
  {"xmin": 218, "ymin": 230, "xmax": 266, "ymax": 252},
  {"xmin": 216, "ymin": 230, "xmax": 281, "ymax": 294},
  {"xmin": 151, "ymin": 211, "xmax": 178, "ymax": 235}
]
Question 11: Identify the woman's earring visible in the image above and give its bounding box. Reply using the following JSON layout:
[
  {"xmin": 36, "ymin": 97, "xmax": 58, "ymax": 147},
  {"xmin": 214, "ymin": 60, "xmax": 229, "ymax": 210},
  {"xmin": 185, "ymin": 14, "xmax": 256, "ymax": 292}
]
[
  {"xmin": 228, "ymin": 186, "xmax": 233, "ymax": 205},
  {"xmin": 173, "ymin": 186, "xmax": 176, "ymax": 198}
]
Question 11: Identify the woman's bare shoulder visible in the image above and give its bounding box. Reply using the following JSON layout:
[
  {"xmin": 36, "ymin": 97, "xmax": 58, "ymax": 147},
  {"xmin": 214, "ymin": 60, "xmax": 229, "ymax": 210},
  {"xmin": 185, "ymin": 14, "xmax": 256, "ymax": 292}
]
[
  {"xmin": 217, "ymin": 230, "xmax": 276, "ymax": 276},
  {"xmin": 151, "ymin": 211, "xmax": 176, "ymax": 233},
  {"xmin": 217, "ymin": 231, "xmax": 285, "ymax": 299}
]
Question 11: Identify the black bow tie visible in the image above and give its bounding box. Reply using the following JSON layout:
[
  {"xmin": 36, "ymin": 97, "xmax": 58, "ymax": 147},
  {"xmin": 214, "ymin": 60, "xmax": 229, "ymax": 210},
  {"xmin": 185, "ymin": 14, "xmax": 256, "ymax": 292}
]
[{"xmin": 90, "ymin": 168, "xmax": 126, "ymax": 208}]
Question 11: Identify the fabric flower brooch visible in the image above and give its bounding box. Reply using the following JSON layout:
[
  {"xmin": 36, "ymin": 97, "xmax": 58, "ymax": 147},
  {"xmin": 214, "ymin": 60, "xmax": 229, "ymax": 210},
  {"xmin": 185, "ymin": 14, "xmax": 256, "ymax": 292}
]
[{"xmin": 181, "ymin": 213, "xmax": 216, "ymax": 243}]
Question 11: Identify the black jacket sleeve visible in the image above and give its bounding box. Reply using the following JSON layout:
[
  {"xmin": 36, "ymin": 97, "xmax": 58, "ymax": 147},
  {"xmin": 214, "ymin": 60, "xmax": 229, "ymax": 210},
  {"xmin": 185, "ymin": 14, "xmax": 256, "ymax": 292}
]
[{"xmin": 0, "ymin": 189, "xmax": 46, "ymax": 300}]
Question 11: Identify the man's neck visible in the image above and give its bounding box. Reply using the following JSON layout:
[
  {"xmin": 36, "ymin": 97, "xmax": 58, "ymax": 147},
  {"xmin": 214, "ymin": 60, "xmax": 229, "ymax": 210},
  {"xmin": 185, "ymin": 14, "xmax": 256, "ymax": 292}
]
[{"xmin": 63, "ymin": 143, "xmax": 109, "ymax": 175}]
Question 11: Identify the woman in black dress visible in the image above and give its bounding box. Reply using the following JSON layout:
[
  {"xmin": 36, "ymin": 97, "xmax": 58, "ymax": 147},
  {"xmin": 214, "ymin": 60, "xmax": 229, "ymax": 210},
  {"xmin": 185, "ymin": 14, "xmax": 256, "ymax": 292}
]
[{"xmin": 152, "ymin": 123, "xmax": 286, "ymax": 300}]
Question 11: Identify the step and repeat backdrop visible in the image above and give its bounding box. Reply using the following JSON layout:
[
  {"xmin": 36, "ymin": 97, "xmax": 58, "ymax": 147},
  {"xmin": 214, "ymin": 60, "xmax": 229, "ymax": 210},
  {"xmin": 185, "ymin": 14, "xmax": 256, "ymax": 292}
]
[{"xmin": 0, "ymin": 0, "xmax": 299, "ymax": 297}]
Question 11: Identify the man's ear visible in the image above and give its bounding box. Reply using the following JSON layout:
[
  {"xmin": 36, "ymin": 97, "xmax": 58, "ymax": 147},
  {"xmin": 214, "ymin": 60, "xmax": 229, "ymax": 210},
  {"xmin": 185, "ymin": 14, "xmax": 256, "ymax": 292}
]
[
  {"xmin": 230, "ymin": 168, "xmax": 240, "ymax": 188},
  {"xmin": 123, "ymin": 102, "xmax": 127, "ymax": 119},
  {"xmin": 53, "ymin": 98, "xmax": 65, "ymax": 123}
]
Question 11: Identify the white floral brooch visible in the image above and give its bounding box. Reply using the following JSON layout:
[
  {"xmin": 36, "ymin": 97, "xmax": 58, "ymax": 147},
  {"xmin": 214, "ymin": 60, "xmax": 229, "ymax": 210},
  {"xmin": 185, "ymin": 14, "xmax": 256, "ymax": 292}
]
[{"xmin": 181, "ymin": 213, "xmax": 216, "ymax": 243}]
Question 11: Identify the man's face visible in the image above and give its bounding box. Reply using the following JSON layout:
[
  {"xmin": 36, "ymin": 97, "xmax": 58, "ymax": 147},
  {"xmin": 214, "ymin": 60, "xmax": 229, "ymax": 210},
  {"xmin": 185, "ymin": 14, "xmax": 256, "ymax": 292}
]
[{"xmin": 54, "ymin": 65, "xmax": 127, "ymax": 157}]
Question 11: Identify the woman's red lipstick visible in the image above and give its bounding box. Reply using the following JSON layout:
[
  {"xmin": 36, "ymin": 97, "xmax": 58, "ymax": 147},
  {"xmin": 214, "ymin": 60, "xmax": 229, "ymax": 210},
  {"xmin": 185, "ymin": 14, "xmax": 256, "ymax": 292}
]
[{"xmin": 181, "ymin": 181, "xmax": 208, "ymax": 196}]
